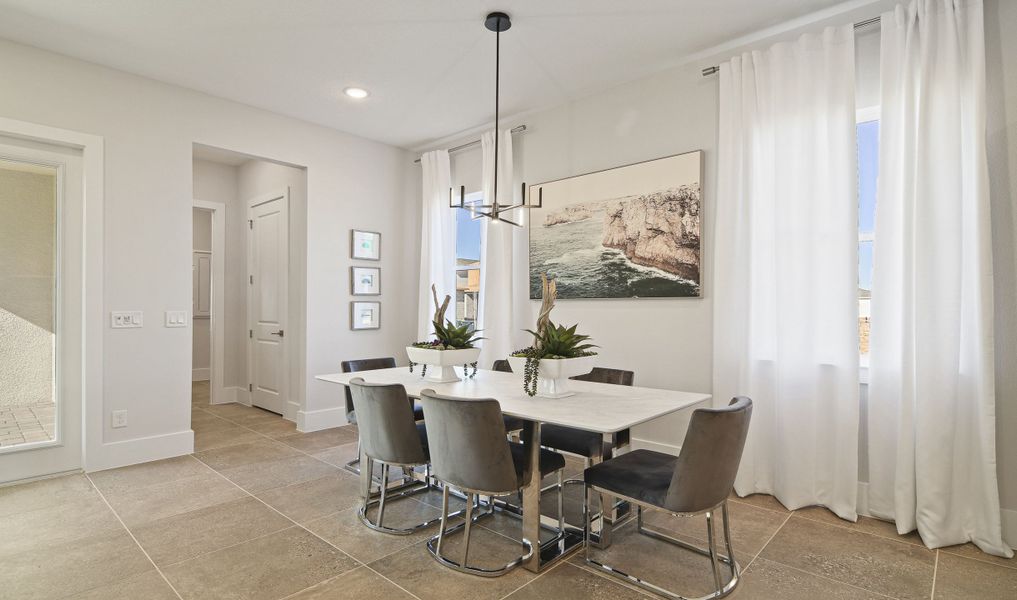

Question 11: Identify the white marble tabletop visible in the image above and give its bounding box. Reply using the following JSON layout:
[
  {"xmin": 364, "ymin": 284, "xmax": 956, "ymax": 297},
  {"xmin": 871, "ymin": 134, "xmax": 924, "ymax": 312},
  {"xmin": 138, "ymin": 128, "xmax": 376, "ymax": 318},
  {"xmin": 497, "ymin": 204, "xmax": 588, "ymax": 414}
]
[{"xmin": 315, "ymin": 367, "xmax": 711, "ymax": 434}]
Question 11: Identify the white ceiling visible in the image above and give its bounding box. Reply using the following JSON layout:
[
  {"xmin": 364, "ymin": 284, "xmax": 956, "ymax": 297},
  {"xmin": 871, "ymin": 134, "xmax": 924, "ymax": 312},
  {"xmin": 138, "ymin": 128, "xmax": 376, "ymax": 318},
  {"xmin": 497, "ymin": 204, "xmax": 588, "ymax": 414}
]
[{"xmin": 0, "ymin": 0, "xmax": 855, "ymax": 149}]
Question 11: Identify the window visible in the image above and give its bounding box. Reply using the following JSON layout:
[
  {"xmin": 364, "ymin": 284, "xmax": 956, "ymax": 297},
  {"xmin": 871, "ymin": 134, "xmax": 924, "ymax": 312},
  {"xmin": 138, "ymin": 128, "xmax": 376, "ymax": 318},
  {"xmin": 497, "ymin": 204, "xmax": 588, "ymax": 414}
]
[
  {"xmin": 455, "ymin": 192, "xmax": 483, "ymax": 328},
  {"xmin": 857, "ymin": 111, "xmax": 879, "ymax": 357}
]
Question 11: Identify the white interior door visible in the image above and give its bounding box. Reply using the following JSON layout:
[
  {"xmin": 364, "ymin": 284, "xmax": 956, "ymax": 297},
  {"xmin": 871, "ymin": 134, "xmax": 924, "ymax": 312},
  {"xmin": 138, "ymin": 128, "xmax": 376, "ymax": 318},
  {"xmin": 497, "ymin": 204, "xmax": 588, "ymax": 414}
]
[
  {"xmin": 0, "ymin": 137, "xmax": 84, "ymax": 483},
  {"xmin": 248, "ymin": 190, "xmax": 288, "ymax": 415}
]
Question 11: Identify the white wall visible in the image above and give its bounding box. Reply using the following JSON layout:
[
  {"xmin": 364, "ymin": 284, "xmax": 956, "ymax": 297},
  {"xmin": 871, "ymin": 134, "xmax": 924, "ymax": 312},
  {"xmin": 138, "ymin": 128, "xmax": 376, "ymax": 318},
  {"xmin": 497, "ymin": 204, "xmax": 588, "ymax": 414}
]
[
  {"xmin": 192, "ymin": 159, "xmax": 247, "ymax": 392},
  {"xmin": 442, "ymin": 6, "xmax": 1017, "ymax": 535},
  {"xmin": 191, "ymin": 207, "xmax": 211, "ymax": 378},
  {"xmin": 0, "ymin": 38, "xmax": 419, "ymax": 471}
]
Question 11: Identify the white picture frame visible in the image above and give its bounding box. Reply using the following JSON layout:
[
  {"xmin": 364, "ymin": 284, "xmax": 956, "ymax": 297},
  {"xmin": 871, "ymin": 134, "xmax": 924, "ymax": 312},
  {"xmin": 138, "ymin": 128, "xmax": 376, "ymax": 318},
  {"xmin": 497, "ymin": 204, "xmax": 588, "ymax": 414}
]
[
  {"xmin": 350, "ymin": 301, "xmax": 380, "ymax": 330},
  {"xmin": 351, "ymin": 266, "xmax": 381, "ymax": 296},
  {"xmin": 351, "ymin": 229, "xmax": 381, "ymax": 261}
]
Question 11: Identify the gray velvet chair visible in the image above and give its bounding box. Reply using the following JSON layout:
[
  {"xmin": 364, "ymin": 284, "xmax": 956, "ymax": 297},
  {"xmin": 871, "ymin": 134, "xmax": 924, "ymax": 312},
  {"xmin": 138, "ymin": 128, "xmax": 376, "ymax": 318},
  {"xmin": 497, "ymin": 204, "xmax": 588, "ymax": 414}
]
[
  {"xmin": 348, "ymin": 378, "xmax": 442, "ymax": 535},
  {"xmin": 542, "ymin": 367, "xmax": 636, "ymax": 468},
  {"xmin": 583, "ymin": 397, "xmax": 753, "ymax": 600},
  {"xmin": 420, "ymin": 389, "xmax": 567, "ymax": 577},
  {"xmin": 340, "ymin": 357, "xmax": 423, "ymax": 476}
]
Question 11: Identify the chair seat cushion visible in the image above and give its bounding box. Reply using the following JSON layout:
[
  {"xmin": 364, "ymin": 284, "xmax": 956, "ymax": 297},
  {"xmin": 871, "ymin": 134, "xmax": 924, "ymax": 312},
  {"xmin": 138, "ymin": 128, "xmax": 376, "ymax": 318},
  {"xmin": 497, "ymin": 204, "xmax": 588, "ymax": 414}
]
[
  {"xmin": 541, "ymin": 424, "xmax": 602, "ymax": 458},
  {"xmin": 584, "ymin": 449, "xmax": 677, "ymax": 508},
  {"xmin": 508, "ymin": 442, "xmax": 566, "ymax": 481}
]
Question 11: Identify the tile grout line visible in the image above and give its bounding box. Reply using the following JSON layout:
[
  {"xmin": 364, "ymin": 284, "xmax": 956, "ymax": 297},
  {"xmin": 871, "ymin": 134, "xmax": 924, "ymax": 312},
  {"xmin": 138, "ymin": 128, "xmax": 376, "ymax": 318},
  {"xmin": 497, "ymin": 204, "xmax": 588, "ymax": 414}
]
[
  {"xmin": 189, "ymin": 454, "xmax": 424, "ymax": 600},
  {"xmin": 740, "ymin": 510, "xmax": 792, "ymax": 573},
  {"xmin": 930, "ymin": 550, "xmax": 939, "ymax": 599},
  {"xmin": 83, "ymin": 473, "xmax": 186, "ymax": 600},
  {"xmin": 193, "ymin": 405, "xmax": 360, "ymax": 475},
  {"xmin": 494, "ymin": 559, "xmax": 567, "ymax": 600},
  {"xmin": 738, "ymin": 513, "xmax": 902, "ymax": 600}
]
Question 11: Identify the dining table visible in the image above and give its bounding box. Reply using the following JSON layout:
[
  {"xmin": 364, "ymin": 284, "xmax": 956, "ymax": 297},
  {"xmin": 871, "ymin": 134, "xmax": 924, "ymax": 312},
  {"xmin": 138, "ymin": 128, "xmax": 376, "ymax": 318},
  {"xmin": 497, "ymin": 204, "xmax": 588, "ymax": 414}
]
[{"xmin": 314, "ymin": 366, "xmax": 711, "ymax": 573}]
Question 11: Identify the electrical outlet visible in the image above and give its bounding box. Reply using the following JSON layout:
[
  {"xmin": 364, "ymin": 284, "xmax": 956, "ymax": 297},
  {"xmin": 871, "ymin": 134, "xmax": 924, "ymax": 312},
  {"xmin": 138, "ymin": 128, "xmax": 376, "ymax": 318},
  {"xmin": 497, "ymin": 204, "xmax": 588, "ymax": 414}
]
[
  {"xmin": 164, "ymin": 310, "xmax": 188, "ymax": 328},
  {"xmin": 110, "ymin": 311, "xmax": 143, "ymax": 328},
  {"xmin": 111, "ymin": 410, "xmax": 128, "ymax": 429}
]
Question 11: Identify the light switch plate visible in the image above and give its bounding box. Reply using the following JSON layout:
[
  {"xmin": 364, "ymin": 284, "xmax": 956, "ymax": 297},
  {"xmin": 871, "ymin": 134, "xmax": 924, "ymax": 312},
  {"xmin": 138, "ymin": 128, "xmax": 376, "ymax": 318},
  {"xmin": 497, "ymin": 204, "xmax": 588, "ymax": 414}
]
[
  {"xmin": 111, "ymin": 311, "xmax": 143, "ymax": 328},
  {"xmin": 111, "ymin": 410, "xmax": 127, "ymax": 428},
  {"xmin": 165, "ymin": 310, "xmax": 188, "ymax": 327}
]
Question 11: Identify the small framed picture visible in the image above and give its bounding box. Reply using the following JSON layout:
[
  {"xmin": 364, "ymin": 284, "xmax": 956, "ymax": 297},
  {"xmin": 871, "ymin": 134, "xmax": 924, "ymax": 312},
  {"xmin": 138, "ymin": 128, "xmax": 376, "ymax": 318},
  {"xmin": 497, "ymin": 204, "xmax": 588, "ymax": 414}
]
[
  {"xmin": 351, "ymin": 229, "xmax": 381, "ymax": 261},
  {"xmin": 351, "ymin": 266, "xmax": 381, "ymax": 295},
  {"xmin": 350, "ymin": 301, "xmax": 380, "ymax": 330}
]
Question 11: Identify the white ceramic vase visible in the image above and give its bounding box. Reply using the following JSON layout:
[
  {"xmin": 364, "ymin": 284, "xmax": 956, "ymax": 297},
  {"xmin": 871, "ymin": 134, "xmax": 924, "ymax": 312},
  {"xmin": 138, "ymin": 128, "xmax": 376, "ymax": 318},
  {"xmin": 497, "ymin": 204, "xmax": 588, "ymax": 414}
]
[
  {"xmin": 405, "ymin": 346, "xmax": 482, "ymax": 383},
  {"xmin": 507, "ymin": 355, "xmax": 595, "ymax": 398}
]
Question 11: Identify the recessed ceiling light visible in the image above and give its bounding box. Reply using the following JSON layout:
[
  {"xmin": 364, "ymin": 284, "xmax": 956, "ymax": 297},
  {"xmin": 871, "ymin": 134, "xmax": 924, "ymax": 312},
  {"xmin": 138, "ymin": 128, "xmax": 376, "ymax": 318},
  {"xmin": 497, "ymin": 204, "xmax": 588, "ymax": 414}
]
[{"xmin": 344, "ymin": 87, "xmax": 369, "ymax": 99}]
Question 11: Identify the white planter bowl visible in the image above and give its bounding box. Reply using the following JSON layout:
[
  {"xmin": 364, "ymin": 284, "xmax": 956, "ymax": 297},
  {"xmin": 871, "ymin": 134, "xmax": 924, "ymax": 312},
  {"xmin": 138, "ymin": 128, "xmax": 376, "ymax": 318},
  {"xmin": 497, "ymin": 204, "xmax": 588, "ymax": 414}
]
[
  {"xmin": 405, "ymin": 346, "xmax": 482, "ymax": 383},
  {"xmin": 507, "ymin": 355, "xmax": 595, "ymax": 398}
]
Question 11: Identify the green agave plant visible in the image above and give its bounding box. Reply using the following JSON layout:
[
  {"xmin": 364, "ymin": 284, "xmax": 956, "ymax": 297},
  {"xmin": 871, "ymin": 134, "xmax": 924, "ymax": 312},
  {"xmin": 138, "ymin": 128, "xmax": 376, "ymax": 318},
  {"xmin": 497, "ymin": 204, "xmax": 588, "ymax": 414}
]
[
  {"xmin": 432, "ymin": 319, "xmax": 484, "ymax": 349},
  {"xmin": 524, "ymin": 322, "xmax": 597, "ymax": 359}
]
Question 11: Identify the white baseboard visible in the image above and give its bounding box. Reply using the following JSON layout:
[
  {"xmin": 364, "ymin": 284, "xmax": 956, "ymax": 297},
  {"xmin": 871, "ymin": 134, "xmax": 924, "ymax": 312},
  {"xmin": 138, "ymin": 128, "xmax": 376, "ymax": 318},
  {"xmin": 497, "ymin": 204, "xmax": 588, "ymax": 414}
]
[
  {"xmin": 285, "ymin": 401, "xmax": 300, "ymax": 422},
  {"xmin": 191, "ymin": 368, "xmax": 210, "ymax": 382},
  {"xmin": 631, "ymin": 437, "xmax": 682, "ymax": 456},
  {"xmin": 222, "ymin": 386, "xmax": 250, "ymax": 406},
  {"xmin": 1003, "ymin": 508, "xmax": 1017, "ymax": 550},
  {"xmin": 85, "ymin": 429, "xmax": 194, "ymax": 473},
  {"xmin": 297, "ymin": 406, "xmax": 351, "ymax": 433}
]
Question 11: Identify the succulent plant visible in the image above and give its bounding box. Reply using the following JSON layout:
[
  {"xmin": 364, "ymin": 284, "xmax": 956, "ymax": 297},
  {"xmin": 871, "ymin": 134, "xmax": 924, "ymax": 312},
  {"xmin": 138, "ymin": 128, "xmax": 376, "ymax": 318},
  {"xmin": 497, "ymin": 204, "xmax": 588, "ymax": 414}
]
[
  {"xmin": 524, "ymin": 322, "xmax": 597, "ymax": 359},
  {"xmin": 509, "ymin": 274, "xmax": 597, "ymax": 396}
]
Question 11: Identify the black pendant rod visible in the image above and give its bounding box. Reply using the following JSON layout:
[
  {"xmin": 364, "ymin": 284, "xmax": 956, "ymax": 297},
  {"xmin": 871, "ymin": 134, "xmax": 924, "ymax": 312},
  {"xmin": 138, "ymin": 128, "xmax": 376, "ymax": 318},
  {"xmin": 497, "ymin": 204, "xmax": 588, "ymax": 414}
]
[{"xmin": 492, "ymin": 14, "xmax": 501, "ymax": 219}]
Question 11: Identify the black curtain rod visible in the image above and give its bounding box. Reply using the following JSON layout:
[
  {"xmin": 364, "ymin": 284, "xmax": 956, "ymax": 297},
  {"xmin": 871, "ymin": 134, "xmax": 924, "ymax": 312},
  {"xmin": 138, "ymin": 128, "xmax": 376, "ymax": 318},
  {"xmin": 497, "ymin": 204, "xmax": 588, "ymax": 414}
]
[{"xmin": 701, "ymin": 16, "xmax": 881, "ymax": 77}]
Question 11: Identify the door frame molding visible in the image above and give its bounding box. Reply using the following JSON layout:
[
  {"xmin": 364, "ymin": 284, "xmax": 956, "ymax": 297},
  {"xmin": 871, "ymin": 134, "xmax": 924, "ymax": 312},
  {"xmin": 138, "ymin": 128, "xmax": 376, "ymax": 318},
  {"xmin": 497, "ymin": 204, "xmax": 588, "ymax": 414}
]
[
  {"xmin": 246, "ymin": 188, "xmax": 290, "ymax": 417},
  {"xmin": 192, "ymin": 199, "xmax": 226, "ymax": 406},
  {"xmin": 0, "ymin": 117, "xmax": 104, "ymax": 473}
]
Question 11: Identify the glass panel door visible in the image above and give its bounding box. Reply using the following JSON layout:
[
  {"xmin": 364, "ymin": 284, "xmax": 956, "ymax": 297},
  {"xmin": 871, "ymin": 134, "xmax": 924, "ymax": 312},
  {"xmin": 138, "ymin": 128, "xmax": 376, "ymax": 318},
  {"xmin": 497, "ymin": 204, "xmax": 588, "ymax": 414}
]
[{"xmin": 0, "ymin": 158, "xmax": 58, "ymax": 450}]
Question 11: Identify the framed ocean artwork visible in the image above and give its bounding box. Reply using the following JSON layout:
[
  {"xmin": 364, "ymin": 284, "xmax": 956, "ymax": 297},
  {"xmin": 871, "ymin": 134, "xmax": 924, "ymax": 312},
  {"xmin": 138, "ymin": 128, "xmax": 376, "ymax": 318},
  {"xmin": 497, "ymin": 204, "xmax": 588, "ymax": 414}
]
[{"xmin": 528, "ymin": 151, "xmax": 702, "ymax": 299}]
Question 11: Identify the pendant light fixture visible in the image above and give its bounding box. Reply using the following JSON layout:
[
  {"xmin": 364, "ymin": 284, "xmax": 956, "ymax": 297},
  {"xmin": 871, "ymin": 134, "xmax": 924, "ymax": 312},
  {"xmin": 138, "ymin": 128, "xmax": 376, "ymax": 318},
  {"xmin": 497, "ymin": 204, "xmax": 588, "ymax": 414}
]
[{"xmin": 449, "ymin": 11, "xmax": 541, "ymax": 227}]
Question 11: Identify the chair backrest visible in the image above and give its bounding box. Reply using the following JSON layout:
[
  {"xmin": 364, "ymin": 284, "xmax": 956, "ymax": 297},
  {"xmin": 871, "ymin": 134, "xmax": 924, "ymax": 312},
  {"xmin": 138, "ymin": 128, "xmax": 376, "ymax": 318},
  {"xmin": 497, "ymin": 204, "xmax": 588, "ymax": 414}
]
[
  {"xmin": 340, "ymin": 357, "xmax": 396, "ymax": 417},
  {"xmin": 419, "ymin": 389, "xmax": 519, "ymax": 495},
  {"xmin": 491, "ymin": 359, "xmax": 512, "ymax": 373},
  {"xmin": 664, "ymin": 397, "xmax": 752, "ymax": 513},
  {"xmin": 348, "ymin": 378, "xmax": 426, "ymax": 466},
  {"xmin": 571, "ymin": 367, "xmax": 634, "ymax": 386}
]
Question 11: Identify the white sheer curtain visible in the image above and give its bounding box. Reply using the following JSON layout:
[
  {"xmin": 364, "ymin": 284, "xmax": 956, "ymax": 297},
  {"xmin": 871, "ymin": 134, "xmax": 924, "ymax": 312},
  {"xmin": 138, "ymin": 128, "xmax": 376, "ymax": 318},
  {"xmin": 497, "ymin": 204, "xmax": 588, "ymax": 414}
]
[
  {"xmin": 417, "ymin": 149, "xmax": 455, "ymax": 340},
  {"xmin": 867, "ymin": 0, "xmax": 1012, "ymax": 557},
  {"xmin": 477, "ymin": 129, "xmax": 529, "ymax": 368},
  {"xmin": 713, "ymin": 25, "xmax": 860, "ymax": 520}
]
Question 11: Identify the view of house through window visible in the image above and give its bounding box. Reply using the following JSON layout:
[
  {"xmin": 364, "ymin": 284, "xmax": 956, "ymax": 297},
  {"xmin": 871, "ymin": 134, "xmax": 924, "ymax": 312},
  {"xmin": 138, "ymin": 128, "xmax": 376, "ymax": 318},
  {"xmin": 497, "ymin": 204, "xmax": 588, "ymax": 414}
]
[
  {"xmin": 857, "ymin": 116, "xmax": 879, "ymax": 356},
  {"xmin": 455, "ymin": 192, "xmax": 483, "ymax": 329}
]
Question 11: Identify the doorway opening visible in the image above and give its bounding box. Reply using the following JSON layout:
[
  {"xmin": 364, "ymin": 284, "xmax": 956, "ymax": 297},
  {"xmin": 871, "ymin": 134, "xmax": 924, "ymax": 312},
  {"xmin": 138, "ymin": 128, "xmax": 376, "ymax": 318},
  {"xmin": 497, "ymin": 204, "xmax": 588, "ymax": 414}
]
[{"xmin": 190, "ymin": 144, "xmax": 306, "ymax": 434}]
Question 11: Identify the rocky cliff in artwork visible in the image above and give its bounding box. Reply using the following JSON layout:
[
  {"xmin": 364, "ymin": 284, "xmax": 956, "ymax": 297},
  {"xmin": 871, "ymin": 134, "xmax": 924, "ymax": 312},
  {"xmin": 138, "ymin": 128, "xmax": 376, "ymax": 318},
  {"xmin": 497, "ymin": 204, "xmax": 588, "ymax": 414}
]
[
  {"xmin": 601, "ymin": 185, "xmax": 700, "ymax": 281},
  {"xmin": 544, "ymin": 204, "xmax": 593, "ymax": 226}
]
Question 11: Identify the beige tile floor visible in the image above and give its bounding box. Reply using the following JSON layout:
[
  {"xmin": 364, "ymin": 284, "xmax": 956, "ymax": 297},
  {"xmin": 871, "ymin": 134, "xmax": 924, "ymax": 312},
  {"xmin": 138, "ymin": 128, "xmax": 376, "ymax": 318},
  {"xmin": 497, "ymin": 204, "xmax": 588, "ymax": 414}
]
[
  {"xmin": 0, "ymin": 402, "xmax": 56, "ymax": 447},
  {"xmin": 1, "ymin": 380, "xmax": 1014, "ymax": 599}
]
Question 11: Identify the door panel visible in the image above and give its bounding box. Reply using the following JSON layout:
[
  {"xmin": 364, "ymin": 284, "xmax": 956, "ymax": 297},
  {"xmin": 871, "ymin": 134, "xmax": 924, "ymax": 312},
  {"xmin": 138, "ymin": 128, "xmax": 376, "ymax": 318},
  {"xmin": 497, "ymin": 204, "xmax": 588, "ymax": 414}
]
[{"xmin": 248, "ymin": 192, "xmax": 288, "ymax": 415}]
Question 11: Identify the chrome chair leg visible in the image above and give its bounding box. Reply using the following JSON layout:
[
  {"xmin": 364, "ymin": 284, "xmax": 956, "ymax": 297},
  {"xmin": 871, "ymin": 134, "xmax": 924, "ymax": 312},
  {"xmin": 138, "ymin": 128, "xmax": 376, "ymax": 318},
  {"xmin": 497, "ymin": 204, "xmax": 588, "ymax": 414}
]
[
  {"xmin": 557, "ymin": 471, "xmax": 565, "ymax": 532},
  {"xmin": 358, "ymin": 459, "xmax": 456, "ymax": 536},
  {"xmin": 463, "ymin": 492, "xmax": 474, "ymax": 566},
  {"xmin": 706, "ymin": 510, "xmax": 723, "ymax": 594},
  {"xmin": 585, "ymin": 492, "xmax": 741, "ymax": 599},
  {"xmin": 377, "ymin": 464, "xmax": 389, "ymax": 527},
  {"xmin": 426, "ymin": 485, "xmax": 531, "ymax": 577},
  {"xmin": 722, "ymin": 502, "xmax": 737, "ymax": 580}
]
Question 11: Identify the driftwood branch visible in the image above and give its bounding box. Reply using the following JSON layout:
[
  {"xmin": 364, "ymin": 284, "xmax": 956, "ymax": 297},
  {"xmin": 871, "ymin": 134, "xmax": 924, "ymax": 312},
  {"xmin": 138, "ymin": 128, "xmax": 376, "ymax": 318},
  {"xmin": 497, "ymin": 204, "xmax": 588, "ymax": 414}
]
[
  {"xmin": 535, "ymin": 273, "xmax": 557, "ymax": 343},
  {"xmin": 431, "ymin": 284, "xmax": 451, "ymax": 326}
]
